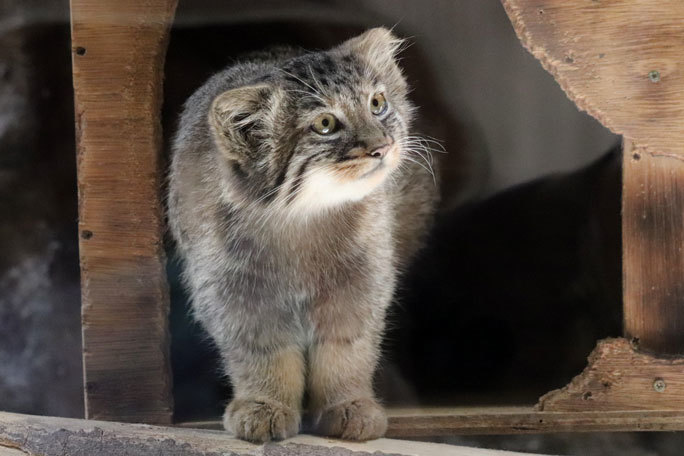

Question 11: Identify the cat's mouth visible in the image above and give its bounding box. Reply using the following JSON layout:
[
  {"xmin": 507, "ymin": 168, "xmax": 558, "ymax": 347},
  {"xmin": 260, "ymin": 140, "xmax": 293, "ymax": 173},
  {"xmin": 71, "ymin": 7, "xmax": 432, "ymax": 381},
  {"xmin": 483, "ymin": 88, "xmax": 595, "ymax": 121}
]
[
  {"xmin": 335, "ymin": 144, "xmax": 400, "ymax": 181},
  {"xmin": 292, "ymin": 145, "xmax": 400, "ymax": 210}
]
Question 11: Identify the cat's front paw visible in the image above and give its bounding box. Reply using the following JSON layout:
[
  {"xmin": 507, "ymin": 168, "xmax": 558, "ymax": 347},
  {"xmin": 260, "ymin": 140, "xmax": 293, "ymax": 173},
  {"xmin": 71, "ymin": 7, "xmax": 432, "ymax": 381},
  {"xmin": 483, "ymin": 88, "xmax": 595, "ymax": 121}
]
[
  {"xmin": 315, "ymin": 397, "xmax": 388, "ymax": 441},
  {"xmin": 224, "ymin": 398, "xmax": 300, "ymax": 443}
]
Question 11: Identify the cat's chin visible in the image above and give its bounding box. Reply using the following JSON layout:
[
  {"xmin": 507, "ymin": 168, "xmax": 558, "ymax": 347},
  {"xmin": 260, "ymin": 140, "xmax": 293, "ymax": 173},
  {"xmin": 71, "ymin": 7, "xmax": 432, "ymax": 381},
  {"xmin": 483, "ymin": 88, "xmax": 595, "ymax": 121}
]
[
  {"xmin": 283, "ymin": 145, "xmax": 401, "ymax": 216},
  {"xmin": 289, "ymin": 163, "xmax": 394, "ymax": 214}
]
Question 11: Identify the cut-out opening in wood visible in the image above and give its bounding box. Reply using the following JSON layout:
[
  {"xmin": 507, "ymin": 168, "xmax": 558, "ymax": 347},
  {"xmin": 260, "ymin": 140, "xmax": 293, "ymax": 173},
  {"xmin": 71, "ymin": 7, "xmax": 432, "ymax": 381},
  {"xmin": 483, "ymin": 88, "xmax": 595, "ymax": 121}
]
[
  {"xmin": 70, "ymin": 0, "xmax": 684, "ymax": 437},
  {"xmin": 163, "ymin": 4, "xmax": 622, "ymax": 426}
]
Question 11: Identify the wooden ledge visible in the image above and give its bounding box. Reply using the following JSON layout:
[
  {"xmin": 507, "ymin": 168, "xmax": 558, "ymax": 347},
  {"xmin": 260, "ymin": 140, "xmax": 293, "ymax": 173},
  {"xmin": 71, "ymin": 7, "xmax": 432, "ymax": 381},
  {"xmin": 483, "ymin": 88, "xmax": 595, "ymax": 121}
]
[
  {"xmin": 0, "ymin": 411, "xmax": 540, "ymax": 456},
  {"xmin": 179, "ymin": 405, "xmax": 684, "ymax": 438}
]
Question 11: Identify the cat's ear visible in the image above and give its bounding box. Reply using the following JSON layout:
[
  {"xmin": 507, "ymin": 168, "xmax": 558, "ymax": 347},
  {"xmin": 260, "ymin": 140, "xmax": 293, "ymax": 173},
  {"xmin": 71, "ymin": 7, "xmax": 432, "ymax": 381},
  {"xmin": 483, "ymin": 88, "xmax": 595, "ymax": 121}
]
[
  {"xmin": 344, "ymin": 27, "xmax": 405, "ymax": 69},
  {"xmin": 209, "ymin": 84, "xmax": 278, "ymax": 164}
]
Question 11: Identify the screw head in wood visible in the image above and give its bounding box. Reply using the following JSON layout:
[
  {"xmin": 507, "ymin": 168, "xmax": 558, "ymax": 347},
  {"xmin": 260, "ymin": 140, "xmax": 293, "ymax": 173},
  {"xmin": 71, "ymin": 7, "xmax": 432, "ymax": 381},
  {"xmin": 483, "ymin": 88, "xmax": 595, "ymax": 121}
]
[
  {"xmin": 648, "ymin": 70, "xmax": 661, "ymax": 83},
  {"xmin": 653, "ymin": 378, "xmax": 667, "ymax": 393}
]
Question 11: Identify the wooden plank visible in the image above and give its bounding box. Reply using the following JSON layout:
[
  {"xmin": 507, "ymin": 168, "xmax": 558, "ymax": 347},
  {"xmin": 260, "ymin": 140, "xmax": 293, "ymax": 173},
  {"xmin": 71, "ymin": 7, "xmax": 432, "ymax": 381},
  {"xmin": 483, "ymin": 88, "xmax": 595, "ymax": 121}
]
[
  {"xmin": 622, "ymin": 140, "xmax": 684, "ymax": 354},
  {"xmin": 70, "ymin": 0, "xmax": 178, "ymax": 423},
  {"xmin": 0, "ymin": 448, "xmax": 24, "ymax": 456},
  {"xmin": 178, "ymin": 404, "xmax": 684, "ymax": 437},
  {"xmin": 537, "ymin": 338, "xmax": 684, "ymax": 411},
  {"xmin": 500, "ymin": 0, "xmax": 684, "ymax": 160},
  {"xmin": 0, "ymin": 411, "xmax": 540, "ymax": 456},
  {"xmin": 387, "ymin": 409, "xmax": 684, "ymax": 437}
]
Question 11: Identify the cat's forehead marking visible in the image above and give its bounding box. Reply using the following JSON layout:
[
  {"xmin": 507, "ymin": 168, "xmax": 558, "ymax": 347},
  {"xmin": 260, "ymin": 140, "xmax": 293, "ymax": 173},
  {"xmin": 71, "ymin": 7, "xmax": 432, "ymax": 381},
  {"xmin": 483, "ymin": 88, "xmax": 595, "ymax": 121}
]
[{"xmin": 282, "ymin": 52, "xmax": 366, "ymax": 98}]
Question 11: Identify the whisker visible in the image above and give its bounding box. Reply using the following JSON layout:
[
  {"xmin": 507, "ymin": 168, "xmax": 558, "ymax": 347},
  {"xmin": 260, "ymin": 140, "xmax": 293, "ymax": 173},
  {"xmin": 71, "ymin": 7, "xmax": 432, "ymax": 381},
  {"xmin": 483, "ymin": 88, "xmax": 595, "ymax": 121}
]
[
  {"xmin": 400, "ymin": 140, "xmax": 437, "ymax": 185},
  {"xmin": 403, "ymin": 156, "xmax": 433, "ymax": 180},
  {"xmin": 307, "ymin": 65, "xmax": 327, "ymax": 96},
  {"xmin": 405, "ymin": 136, "xmax": 446, "ymax": 154},
  {"xmin": 251, "ymin": 183, "xmax": 285, "ymax": 206},
  {"xmin": 279, "ymin": 68, "xmax": 323, "ymax": 97},
  {"xmin": 284, "ymin": 88, "xmax": 327, "ymax": 105},
  {"xmin": 403, "ymin": 134, "xmax": 446, "ymax": 149}
]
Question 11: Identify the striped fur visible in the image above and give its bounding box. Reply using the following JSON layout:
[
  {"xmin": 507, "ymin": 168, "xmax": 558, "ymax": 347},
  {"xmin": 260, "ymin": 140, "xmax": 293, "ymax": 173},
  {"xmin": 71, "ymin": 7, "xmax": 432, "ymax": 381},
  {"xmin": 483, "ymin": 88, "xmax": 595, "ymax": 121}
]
[{"xmin": 167, "ymin": 28, "xmax": 439, "ymax": 443}]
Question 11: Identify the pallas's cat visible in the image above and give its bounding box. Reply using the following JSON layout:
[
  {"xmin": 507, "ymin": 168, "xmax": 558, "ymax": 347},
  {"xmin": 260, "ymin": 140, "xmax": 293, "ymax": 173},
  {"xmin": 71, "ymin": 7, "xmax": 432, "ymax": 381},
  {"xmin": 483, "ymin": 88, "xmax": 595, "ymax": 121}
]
[{"xmin": 168, "ymin": 28, "xmax": 438, "ymax": 442}]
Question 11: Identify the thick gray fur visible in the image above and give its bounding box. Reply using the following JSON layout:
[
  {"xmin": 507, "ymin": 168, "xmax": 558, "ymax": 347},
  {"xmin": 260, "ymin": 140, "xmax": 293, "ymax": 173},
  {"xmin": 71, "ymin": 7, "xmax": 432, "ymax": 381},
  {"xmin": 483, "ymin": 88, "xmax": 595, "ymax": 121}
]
[{"xmin": 167, "ymin": 28, "xmax": 439, "ymax": 443}]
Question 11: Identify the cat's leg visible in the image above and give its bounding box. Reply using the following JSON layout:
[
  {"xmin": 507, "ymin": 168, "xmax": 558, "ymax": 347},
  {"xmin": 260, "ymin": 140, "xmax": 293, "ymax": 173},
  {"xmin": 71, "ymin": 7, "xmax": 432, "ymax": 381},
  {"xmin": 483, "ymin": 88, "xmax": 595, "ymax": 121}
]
[
  {"xmin": 308, "ymin": 334, "xmax": 387, "ymax": 440},
  {"xmin": 194, "ymin": 282, "xmax": 306, "ymax": 443},
  {"xmin": 308, "ymin": 293, "xmax": 389, "ymax": 441},
  {"xmin": 222, "ymin": 342, "xmax": 305, "ymax": 442}
]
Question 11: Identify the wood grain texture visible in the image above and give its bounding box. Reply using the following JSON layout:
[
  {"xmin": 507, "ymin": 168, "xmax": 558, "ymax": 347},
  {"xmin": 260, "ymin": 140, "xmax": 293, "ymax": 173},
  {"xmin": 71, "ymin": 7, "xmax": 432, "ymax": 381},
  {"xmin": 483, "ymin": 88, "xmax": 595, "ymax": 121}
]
[
  {"xmin": 501, "ymin": 0, "xmax": 684, "ymax": 159},
  {"xmin": 537, "ymin": 338, "xmax": 684, "ymax": 411},
  {"xmin": 71, "ymin": 0, "xmax": 178, "ymax": 423},
  {"xmin": 0, "ymin": 412, "xmax": 539, "ymax": 456},
  {"xmin": 622, "ymin": 140, "xmax": 684, "ymax": 354},
  {"xmin": 179, "ymin": 404, "xmax": 684, "ymax": 437}
]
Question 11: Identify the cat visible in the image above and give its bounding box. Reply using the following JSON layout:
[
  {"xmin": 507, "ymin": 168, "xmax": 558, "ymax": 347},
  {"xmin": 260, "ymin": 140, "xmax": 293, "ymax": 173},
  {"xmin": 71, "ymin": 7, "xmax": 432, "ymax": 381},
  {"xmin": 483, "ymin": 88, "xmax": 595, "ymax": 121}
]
[{"xmin": 167, "ymin": 27, "xmax": 439, "ymax": 442}]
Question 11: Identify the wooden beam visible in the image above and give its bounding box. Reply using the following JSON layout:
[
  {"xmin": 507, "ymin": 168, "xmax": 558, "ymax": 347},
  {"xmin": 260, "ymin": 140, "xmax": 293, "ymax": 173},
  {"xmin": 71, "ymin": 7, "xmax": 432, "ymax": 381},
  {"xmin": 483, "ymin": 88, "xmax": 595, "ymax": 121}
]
[
  {"xmin": 500, "ymin": 0, "xmax": 684, "ymax": 161},
  {"xmin": 70, "ymin": 0, "xmax": 178, "ymax": 424},
  {"xmin": 0, "ymin": 411, "xmax": 540, "ymax": 456},
  {"xmin": 179, "ymin": 403, "xmax": 684, "ymax": 437},
  {"xmin": 622, "ymin": 140, "xmax": 684, "ymax": 354}
]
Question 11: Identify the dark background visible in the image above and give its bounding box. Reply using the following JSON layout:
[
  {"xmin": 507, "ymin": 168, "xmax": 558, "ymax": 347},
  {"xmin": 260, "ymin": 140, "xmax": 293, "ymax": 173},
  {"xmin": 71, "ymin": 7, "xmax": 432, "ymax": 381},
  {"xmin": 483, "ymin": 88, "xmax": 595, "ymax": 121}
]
[{"xmin": 3, "ymin": 0, "xmax": 679, "ymax": 454}]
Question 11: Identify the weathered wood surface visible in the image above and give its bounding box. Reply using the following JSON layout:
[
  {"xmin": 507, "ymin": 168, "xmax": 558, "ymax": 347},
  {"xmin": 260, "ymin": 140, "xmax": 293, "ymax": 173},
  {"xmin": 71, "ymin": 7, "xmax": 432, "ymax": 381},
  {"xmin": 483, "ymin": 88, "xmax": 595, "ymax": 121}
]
[
  {"xmin": 622, "ymin": 140, "xmax": 684, "ymax": 354},
  {"xmin": 71, "ymin": 0, "xmax": 178, "ymax": 424},
  {"xmin": 537, "ymin": 338, "xmax": 684, "ymax": 411},
  {"xmin": 501, "ymin": 0, "xmax": 684, "ymax": 356},
  {"xmin": 501, "ymin": 0, "xmax": 684, "ymax": 159},
  {"xmin": 0, "ymin": 412, "xmax": 540, "ymax": 456},
  {"xmin": 181, "ymin": 403, "xmax": 684, "ymax": 437}
]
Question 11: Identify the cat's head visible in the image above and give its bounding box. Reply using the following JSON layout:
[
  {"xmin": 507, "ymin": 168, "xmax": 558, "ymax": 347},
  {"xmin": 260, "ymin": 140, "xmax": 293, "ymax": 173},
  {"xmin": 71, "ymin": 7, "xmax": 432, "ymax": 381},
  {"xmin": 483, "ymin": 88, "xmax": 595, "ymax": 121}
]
[{"xmin": 208, "ymin": 28, "xmax": 413, "ymax": 214}]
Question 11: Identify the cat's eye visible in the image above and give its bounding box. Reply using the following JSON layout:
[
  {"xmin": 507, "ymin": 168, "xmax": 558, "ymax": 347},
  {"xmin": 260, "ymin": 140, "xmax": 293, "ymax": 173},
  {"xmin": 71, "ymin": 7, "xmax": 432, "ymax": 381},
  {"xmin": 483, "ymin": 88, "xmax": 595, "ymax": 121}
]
[
  {"xmin": 312, "ymin": 113, "xmax": 338, "ymax": 135},
  {"xmin": 370, "ymin": 92, "xmax": 388, "ymax": 116}
]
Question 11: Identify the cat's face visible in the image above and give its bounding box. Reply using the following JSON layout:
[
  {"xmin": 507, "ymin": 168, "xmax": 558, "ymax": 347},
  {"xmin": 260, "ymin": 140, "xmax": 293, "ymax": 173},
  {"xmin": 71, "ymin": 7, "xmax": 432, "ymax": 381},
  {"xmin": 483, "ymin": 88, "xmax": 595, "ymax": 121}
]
[{"xmin": 210, "ymin": 28, "xmax": 412, "ymax": 214}]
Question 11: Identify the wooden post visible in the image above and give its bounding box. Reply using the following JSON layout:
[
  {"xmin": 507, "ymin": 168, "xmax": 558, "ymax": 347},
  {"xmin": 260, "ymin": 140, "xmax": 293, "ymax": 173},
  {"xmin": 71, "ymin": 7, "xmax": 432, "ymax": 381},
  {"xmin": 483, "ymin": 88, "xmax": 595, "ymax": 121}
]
[
  {"xmin": 623, "ymin": 140, "xmax": 684, "ymax": 355},
  {"xmin": 71, "ymin": 0, "xmax": 178, "ymax": 424},
  {"xmin": 501, "ymin": 0, "xmax": 684, "ymax": 410}
]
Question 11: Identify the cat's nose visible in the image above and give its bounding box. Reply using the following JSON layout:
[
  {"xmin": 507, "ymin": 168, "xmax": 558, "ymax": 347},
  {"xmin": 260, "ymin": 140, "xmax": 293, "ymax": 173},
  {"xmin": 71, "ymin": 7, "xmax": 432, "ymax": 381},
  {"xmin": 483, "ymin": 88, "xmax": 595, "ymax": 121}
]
[{"xmin": 367, "ymin": 143, "xmax": 390, "ymax": 159}]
